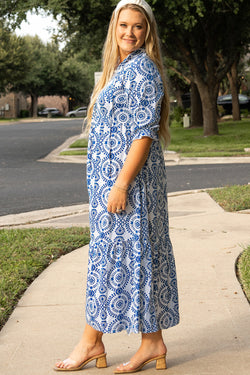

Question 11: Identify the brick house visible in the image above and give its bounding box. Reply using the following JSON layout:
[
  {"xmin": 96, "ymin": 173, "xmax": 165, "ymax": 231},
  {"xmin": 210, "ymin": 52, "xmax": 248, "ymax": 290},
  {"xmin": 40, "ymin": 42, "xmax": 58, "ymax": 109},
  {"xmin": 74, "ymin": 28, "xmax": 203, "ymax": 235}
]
[
  {"xmin": 0, "ymin": 92, "xmax": 28, "ymax": 118},
  {"xmin": 36, "ymin": 95, "xmax": 69, "ymax": 115}
]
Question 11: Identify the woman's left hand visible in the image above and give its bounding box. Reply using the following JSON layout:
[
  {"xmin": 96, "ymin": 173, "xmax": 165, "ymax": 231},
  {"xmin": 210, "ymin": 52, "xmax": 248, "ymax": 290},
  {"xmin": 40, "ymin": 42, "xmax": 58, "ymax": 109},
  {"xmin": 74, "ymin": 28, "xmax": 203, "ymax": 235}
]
[{"xmin": 107, "ymin": 186, "xmax": 127, "ymax": 214}]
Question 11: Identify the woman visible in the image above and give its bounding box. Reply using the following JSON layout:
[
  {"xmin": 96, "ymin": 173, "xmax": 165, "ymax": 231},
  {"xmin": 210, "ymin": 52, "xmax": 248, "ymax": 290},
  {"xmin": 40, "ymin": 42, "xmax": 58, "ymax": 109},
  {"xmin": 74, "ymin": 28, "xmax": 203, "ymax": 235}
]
[{"xmin": 54, "ymin": 0, "xmax": 179, "ymax": 372}]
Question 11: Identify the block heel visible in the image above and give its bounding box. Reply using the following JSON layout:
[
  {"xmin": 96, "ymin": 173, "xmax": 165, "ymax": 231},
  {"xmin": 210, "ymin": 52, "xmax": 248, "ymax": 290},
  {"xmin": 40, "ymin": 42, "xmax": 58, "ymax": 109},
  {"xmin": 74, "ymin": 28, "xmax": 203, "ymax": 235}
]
[
  {"xmin": 114, "ymin": 354, "xmax": 167, "ymax": 373},
  {"xmin": 96, "ymin": 354, "xmax": 107, "ymax": 368},
  {"xmin": 156, "ymin": 355, "xmax": 167, "ymax": 370}
]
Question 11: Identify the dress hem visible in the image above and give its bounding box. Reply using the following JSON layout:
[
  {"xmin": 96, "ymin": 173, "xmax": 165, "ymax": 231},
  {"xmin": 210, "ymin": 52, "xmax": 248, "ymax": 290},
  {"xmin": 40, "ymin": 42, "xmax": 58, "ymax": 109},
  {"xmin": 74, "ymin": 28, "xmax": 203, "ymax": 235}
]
[{"xmin": 86, "ymin": 318, "xmax": 180, "ymax": 335}]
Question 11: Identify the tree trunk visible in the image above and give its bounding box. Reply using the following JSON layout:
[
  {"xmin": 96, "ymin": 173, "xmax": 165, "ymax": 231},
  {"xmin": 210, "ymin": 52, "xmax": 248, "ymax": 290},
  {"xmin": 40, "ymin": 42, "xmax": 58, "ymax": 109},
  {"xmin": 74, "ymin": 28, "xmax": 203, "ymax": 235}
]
[
  {"xmin": 196, "ymin": 81, "xmax": 219, "ymax": 136},
  {"xmin": 227, "ymin": 60, "xmax": 241, "ymax": 121},
  {"xmin": 190, "ymin": 82, "xmax": 203, "ymax": 127},
  {"xmin": 31, "ymin": 94, "xmax": 38, "ymax": 117},
  {"xmin": 175, "ymin": 89, "xmax": 183, "ymax": 107}
]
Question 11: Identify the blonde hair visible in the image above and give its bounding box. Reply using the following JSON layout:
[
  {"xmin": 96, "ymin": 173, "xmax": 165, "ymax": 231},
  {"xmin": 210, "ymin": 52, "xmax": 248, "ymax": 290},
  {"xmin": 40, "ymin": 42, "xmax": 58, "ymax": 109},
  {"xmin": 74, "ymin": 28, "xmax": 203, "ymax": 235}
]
[{"xmin": 87, "ymin": 3, "xmax": 170, "ymax": 146}]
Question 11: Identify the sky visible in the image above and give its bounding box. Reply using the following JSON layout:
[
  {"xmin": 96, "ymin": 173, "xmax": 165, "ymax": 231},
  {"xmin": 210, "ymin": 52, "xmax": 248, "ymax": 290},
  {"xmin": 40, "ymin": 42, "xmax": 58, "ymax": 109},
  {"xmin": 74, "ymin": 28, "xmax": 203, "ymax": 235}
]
[{"xmin": 15, "ymin": 11, "xmax": 59, "ymax": 43}]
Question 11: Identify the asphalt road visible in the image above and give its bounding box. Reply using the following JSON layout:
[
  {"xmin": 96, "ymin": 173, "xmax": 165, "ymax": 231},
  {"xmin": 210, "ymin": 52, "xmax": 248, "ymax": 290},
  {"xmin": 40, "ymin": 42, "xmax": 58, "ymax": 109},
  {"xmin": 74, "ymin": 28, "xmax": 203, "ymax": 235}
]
[{"xmin": 0, "ymin": 119, "xmax": 249, "ymax": 216}]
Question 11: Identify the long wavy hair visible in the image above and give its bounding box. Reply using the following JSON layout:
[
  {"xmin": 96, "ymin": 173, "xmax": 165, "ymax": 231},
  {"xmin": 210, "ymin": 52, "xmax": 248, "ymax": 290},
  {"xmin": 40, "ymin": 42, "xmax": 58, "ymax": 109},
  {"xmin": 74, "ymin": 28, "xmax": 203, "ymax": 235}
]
[{"xmin": 87, "ymin": 3, "xmax": 170, "ymax": 146}]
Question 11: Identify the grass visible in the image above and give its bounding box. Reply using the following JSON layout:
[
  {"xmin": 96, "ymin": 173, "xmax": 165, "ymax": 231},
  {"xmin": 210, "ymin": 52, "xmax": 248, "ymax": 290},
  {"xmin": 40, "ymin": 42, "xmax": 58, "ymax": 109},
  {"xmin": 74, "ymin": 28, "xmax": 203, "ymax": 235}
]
[
  {"xmin": 60, "ymin": 138, "xmax": 88, "ymax": 156},
  {"xmin": 0, "ymin": 227, "xmax": 90, "ymax": 330},
  {"xmin": 207, "ymin": 184, "xmax": 250, "ymax": 212},
  {"xmin": 60, "ymin": 149, "xmax": 88, "ymax": 156},
  {"xmin": 0, "ymin": 118, "xmax": 19, "ymax": 122},
  {"xmin": 168, "ymin": 118, "xmax": 250, "ymax": 157},
  {"xmin": 69, "ymin": 139, "xmax": 88, "ymax": 148},
  {"xmin": 237, "ymin": 246, "xmax": 250, "ymax": 302},
  {"xmin": 61, "ymin": 119, "xmax": 250, "ymax": 157}
]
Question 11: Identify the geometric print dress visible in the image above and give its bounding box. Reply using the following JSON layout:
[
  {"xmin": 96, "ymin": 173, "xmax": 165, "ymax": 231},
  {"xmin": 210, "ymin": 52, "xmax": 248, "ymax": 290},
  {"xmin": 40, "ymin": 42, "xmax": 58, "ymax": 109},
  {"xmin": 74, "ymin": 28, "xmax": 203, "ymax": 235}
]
[{"xmin": 86, "ymin": 48, "xmax": 179, "ymax": 334}]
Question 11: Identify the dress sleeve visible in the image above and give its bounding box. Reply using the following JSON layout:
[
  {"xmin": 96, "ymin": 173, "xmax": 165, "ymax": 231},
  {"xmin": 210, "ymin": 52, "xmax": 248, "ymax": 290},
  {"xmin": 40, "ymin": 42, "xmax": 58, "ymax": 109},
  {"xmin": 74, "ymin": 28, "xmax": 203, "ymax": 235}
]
[{"xmin": 127, "ymin": 60, "xmax": 164, "ymax": 142}]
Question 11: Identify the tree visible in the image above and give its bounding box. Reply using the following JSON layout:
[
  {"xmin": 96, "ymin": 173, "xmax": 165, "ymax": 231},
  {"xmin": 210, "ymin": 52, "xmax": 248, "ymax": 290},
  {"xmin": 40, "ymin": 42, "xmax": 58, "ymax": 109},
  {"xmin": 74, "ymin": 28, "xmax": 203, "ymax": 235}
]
[
  {"xmin": 0, "ymin": 23, "xmax": 30, "ymax": 92},
  {"xmin": 227, "ymin": 59, "xmax": 241, "ymax": 121},
  {"xmin": 0, "ymin": 1, "xmax": 34, "ymax": 26},
  {"xmin": 2, "ymin": 2, "xmax": 106, "ymax": 108},
  {"xmin": 4, "ymin": 1, "xmax": 250, "ymax": 133},
  {"xmin": 59, "ymin": 51, "xmax": 101, "ymax": 104},
  {"xmin": 12, "ymin": 36, "xmax": 63, "ymax": 116},
  {"xmin": 11, "ymin": 34, "xmax": 100, "ymax": 114},
  {"xmin": 2, "ymin": 1, "xmax": 114, "ymax": 59},
  {"xmin": 164, "ymin": 57, "xmax": 190, "ymax": 107},
  {"xmin": 152, "ymin": 0, "xmax": 250, "ymax": 136},
  {"xmin": 190, "ymin": 82, "xmax": 203, "ymax": 128},
  {"xmin": 164, "ymin": 57, "xmax": 203, "ymax": 127}
]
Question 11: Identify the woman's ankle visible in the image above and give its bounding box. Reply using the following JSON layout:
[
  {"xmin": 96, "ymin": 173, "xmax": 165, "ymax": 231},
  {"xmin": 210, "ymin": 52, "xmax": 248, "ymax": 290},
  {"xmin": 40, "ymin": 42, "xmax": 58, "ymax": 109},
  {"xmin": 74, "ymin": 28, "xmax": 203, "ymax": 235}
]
[
  {"xmin": 82, "ymin": 325, "xmax": 103, "ymax": 346},
  {"xmin": 140, "ymin": 331, "xmax": 166, "ymax": 354}
]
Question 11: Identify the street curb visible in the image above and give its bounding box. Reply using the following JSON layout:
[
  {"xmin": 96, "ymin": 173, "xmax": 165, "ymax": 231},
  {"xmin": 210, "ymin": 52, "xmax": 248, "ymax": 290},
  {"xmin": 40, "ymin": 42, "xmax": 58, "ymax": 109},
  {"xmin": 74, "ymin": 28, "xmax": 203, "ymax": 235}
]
[
  {"xmin": 0, "ymin": 118, "xmax": 79, "ymax": 126},
  {"xmin": 0, "ymin": 204, "xmax": 89, "ymax": 228},
  {"xmin": 38, "ymin": 134, "xmax": 83, "ymax": 163},
  {"xmin": 1, "ymin": 187, "xmax": 249, "ymax": 228},
  {"xmin": 0, "ymin": 190, "xmax": 205, "ymax": 228}
]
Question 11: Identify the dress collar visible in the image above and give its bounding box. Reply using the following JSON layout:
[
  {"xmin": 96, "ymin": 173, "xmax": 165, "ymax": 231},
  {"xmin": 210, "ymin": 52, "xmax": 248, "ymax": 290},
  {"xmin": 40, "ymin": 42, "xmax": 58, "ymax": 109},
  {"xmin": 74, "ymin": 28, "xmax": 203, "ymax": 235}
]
[{"xmin": 118, "ymin": 48, "xmax": 145, "ymax": 67}]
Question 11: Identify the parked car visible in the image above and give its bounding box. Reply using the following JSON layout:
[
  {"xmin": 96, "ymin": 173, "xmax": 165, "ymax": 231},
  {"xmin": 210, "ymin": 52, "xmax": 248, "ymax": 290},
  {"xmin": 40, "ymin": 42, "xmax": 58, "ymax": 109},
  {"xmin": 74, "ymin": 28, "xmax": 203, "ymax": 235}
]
[
  {"xmin": 38, "ymin": 108, "xmax": 62, "ymax": 117},
  {"xmin": 66, "ymin": 107, "xmax": 87, "ymax": 118},
  {"xmin": 217, "ymin": 94, "xmax": 250, "ymax": 114}
]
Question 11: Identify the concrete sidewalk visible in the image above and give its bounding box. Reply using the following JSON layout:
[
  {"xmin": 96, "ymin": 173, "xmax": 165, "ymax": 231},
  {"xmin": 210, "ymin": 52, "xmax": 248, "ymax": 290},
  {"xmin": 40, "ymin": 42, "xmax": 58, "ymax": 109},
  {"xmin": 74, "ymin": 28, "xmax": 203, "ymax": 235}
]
[{"xmin": 0, "ymin": 191, "xmax": 250, "ymax": 375}]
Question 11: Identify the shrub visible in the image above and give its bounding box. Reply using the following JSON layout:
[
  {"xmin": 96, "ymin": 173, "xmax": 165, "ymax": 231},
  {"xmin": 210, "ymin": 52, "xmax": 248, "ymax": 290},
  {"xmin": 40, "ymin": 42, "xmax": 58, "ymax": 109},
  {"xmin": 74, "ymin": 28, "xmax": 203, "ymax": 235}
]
[
  {"xmin": 19, "ymin": 110, "xmax": 29, "ymax": 118},
  {"xmin": 170, "ymin": 105, "xmax": 190, "ymax": 125},
  {"xmin": 241, "ymin": 109, "xmax": 249, "ymax": 118}
]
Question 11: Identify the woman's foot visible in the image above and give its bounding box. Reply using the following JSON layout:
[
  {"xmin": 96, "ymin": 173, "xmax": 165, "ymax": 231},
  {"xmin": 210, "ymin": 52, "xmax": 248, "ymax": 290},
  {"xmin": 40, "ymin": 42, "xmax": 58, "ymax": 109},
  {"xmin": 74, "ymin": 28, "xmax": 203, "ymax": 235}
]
[
  {"xmin": 115, "ymin": 331, "xmax": 167, "ymax": 373},
  {"xmin": 54, "ymin": 325, "xmax": 105, "ymax": 371}
]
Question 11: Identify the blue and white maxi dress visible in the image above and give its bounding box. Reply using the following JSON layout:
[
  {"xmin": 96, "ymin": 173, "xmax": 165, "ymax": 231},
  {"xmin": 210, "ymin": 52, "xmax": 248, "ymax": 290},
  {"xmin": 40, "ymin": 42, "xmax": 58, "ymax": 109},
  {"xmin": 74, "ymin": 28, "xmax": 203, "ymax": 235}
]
[{"xmin": 86, "ymin": 49, "xmax": 179, "ymax": 334}]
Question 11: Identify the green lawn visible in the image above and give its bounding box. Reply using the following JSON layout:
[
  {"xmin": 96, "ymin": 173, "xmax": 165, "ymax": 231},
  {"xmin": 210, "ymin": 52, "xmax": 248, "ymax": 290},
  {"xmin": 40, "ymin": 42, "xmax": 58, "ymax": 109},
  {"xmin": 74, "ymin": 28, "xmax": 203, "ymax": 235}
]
[
  {"xmin": 62, "ymin": 119, "xmax": 250, "ymax": 157},
  {"xmin": 0, "ymin": 227, "xmax": 90, "ymax": 330},
  {"xmin": 208, "ymin": 184, "xmax": 250, "ymax": 212},
  {"xmin": 60, "ymin": 149, "xmax": 88, "ymax": 155},
  {"xmin": 0, "ymin": 118, "xmax": 19, "ymax": 123},
  {"xmin": 69, "ymin": 139, "xmax": 88, "ymax": 148},
  {"xmin": 60, "ymin": 138, "xmax": 88, "ymax": 156},
  {"xmin": 168, "ymin": 119, "xmax": 250, "ymax": 157}
]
